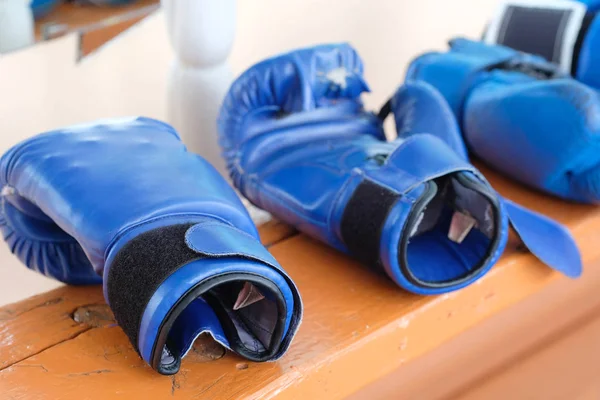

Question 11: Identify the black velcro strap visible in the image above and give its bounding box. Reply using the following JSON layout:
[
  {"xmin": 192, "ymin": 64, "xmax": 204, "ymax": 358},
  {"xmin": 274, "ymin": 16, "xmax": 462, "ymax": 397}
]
[
  {"xmin": 106, "ymin": 224, "xmax": 202, "ymax": 357},
  {"xmin": 340, "ymin": 180, "xmax": 400, "ymax": 271},
  {"xmin": 485, "ymin": 2, "xmax": 596, "ymax": 74}
]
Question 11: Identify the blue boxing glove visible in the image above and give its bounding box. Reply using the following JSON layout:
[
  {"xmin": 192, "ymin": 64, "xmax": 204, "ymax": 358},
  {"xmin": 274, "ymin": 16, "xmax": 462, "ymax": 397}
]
[
  {"xmin": 30, "ymin": 0, "xmax": 60, "ymax": 20},
  {"xmin": 406, "ymin": 38, "xmax": 600, "ymax": 204},
  {"xmin": 219, "ymin": 44, "xmax": 581, "ymax": 296},
  {"xmin": 0, "ymin": 117, "xmax": 302, "ymax": 375},
  {"xmin": 483, "ymin": 0, "xmax": 600, "ymax": 89},
  {"xmin": 69, "ymin": 0, "xmax": 139, "ymax": 6}
]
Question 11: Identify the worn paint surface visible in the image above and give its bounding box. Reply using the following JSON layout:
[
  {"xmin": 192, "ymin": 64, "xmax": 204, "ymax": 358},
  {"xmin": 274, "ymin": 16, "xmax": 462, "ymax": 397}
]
[
  {"xmin": 0, "ymin": 286, "xmax": 104, "ymax": 370},
  {"xmin": 34, "ymin": 0, "xmax": 159, "ymax": 42},
  {"xmin": 0, "ymin": 167, "xmax": 599, "ymax": 399}
]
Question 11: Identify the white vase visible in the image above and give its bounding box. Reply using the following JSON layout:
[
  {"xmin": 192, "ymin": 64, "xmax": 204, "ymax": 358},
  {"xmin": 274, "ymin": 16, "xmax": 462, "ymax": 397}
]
[
  {"xmin": 0, "ymin": 0, "xmax": 35, "ymax": 54},
  {"xmin": 161, "ymin": 0, "xmax": 236, "ymax": 179}
]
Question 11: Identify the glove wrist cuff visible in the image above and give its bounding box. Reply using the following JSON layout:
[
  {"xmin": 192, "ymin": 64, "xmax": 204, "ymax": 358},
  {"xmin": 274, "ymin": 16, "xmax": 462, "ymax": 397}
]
[
  {"xmin": 105, "ymin": 220, "xmax": 302, "ymax": 375},
  {"xmin": 390, "ymin": 173, "xmax": 504, "ymax": 293},
  {"xmin": 105, "ymin": 223, "xmax": 204, "ymax": 373},
  {"xmin": 340, "ymin": 173, "xmax": 505, "ymax": 295}
]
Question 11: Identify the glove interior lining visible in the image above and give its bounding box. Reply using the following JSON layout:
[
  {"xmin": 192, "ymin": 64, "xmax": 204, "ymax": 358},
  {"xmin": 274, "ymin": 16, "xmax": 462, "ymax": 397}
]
[
  {"xmin": 158, "ymin": 275, "xmax": 286, "ymax": 374},
  {"xmin": 402, "ymin": 173, "xmax": 499, "ymax": 286},
  {"xmin": 207, "ymin": 281, "xmax": 280, "ymax": 352}
]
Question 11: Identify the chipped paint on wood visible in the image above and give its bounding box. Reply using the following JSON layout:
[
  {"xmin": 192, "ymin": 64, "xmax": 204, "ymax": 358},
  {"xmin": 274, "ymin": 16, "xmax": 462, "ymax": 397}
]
[
  {"xmin": 185, "ymin": 334, "xmax": 225, "ymax": 363},
  {"xmin": 0, "ymin": 286, "xmax": 104, "ymax": 370},
  {"xmin": 73, "ymin": 305, "xmax": 115, "ymax": 328}
]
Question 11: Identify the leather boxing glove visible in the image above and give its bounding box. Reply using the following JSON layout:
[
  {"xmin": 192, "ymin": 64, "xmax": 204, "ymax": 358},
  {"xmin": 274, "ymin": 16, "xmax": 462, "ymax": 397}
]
[
  {"xmin": 70, "ymin": 0, "xmax": 139, "ymax": 6},
  {"xmin": 0, "ymin": 117, "xmax": 302, "ymax": 375},
  {"xmin": 218, "ymin": 44, "xmax": 581, "ymax": 296},
  {"xmin": 405, "ymin": 38, "xmax": 600, "ymax": 204},
  {"xmin": 30, "ymin": 0, "xmax": 60, "ymax": 20},
  {"xmin": 483, "ymin": 0, "xmax": 600, "ymax": 89}
]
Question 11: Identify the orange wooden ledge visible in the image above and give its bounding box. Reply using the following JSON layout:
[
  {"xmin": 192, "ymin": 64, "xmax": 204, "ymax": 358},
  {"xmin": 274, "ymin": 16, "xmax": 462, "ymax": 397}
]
[
  {"xmin": 34, "ymin": 0, "xmax": 159, "ymax": 58},
  {"xmin": 1, "ymin": 167, "xmax": 600, "ymax": 399},
  {"xmin": 35, "ymin": 0, "xmax": 159, "ymax": 40}
]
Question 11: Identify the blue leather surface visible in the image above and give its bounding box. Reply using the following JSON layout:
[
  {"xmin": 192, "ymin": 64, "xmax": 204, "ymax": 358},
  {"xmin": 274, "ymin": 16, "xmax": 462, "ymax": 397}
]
[
  {"xmin": 407, "ymin": 210, "xmax": 492, "ymax": 282},
  {"xmin": 407, "ymin": 38, "xmax": 600, "ymax": 204},
  {"xmin": 219, "ymin": 44, "xmax": 519, "ymax": 294},
  {"xmin": 30, "ymin": 0, "xmax": 59, "ymax": 20},
  {"xmin": 391, "ymin": 81, "xmax": 468, "ymax": 159},
  {"xmin": 578, "ymin": 11, "xmax": 600, "ymax": 89},
  {"xmin": 0, "ymin": 117, "xmax": 302, "ymax": 371},
  {"xmin": 1, "ymin": 117, "xmax": 252, "ymax": 278},
  {"xmin": 169, "ymin": 297, "xmax": 230, "ymax": 355},
  {"xmin": 580, "ymin": 0, "xmax": 600, "ymax": 9},
  {"xmin": 185, "ymin": 221, "xmax": 282, "ymax": 269},
  {"xmin": 504, "ymin": 199, "xmax": 582, "ymax": 278},
  {"xmin": 1, "ymin": 198, "xmax": 97, "ymax": 284},
  {"xmin": 72, "ymin": 0, "xmax": 139, "ymax": 6}
]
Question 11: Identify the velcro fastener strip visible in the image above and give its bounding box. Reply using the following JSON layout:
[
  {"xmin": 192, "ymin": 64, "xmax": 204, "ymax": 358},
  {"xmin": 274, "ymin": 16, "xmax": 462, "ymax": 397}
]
[
  {"xmin": 106, "ymin": 224, "xmax": 201, "ymax": 356},
  {"xmin": 340, "ymin": 180, "xmax": 400, "ymax": 272}
]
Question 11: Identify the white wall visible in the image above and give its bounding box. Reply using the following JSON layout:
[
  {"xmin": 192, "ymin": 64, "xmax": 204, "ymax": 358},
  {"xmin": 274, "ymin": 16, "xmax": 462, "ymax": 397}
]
[
  {"xmin": 0, "ymin": 0, "xmax": 497, "ymax": 305},
  {"xmin": 232, "ymin": 0, "xmax": 497, "ymax": 109}
]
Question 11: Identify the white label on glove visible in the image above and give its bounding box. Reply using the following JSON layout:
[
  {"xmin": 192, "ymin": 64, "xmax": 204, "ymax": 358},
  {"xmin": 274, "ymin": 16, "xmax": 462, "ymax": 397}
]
[
  {"xmin": 484, "ymin": 0, "xmax": 587, "ymax": 73},
  {"xmin": 233, "ymin": 282, "xmax": 265, "ymax": 310},
  {"xmin": 448, "ymin": 211, "xmax": 477, "ymax": 244},
  {"xmin": 325, "ymin": 67, "xmax": 352, "ymax": 89},
  {"xmin": 1, "ymin": 186, "xmax": 15, "ymax": 196}
]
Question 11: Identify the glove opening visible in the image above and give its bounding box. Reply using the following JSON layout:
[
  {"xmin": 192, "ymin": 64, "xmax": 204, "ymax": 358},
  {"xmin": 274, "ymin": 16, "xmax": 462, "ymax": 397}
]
[
  {"xmin": 400, "ymin": 173, "xmax": 501, "ymax": 287},
  {"xmin": 203, "ymin": 280, "xmax": 284, "ymax": 355},
  {"xmin": 153, "ymin": 275, "xmax": 287, "ymax": 375},
  {"xmin": 107, "ymin": 224, "xmax": 290, "ymax": 375}
]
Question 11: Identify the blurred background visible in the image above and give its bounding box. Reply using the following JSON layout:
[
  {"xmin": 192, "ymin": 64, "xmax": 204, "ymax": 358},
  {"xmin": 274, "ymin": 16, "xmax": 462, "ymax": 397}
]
[{"xmin": 0, "ymin": 0, "xmax": 497, "ymax": 305}]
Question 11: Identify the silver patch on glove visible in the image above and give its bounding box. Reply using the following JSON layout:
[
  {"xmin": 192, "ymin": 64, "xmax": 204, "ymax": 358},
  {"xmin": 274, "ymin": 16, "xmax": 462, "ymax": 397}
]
[
  {"xmin": 1, "ymin": 186, "xmax": 15, "ymax": 197},
  {"xmin": 233, "ymin": 282, "xmax": 266, "ymax": 311},
  {"xmin": 448, "ymin": 211, "xmax": 477, "ymax": 244}
]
